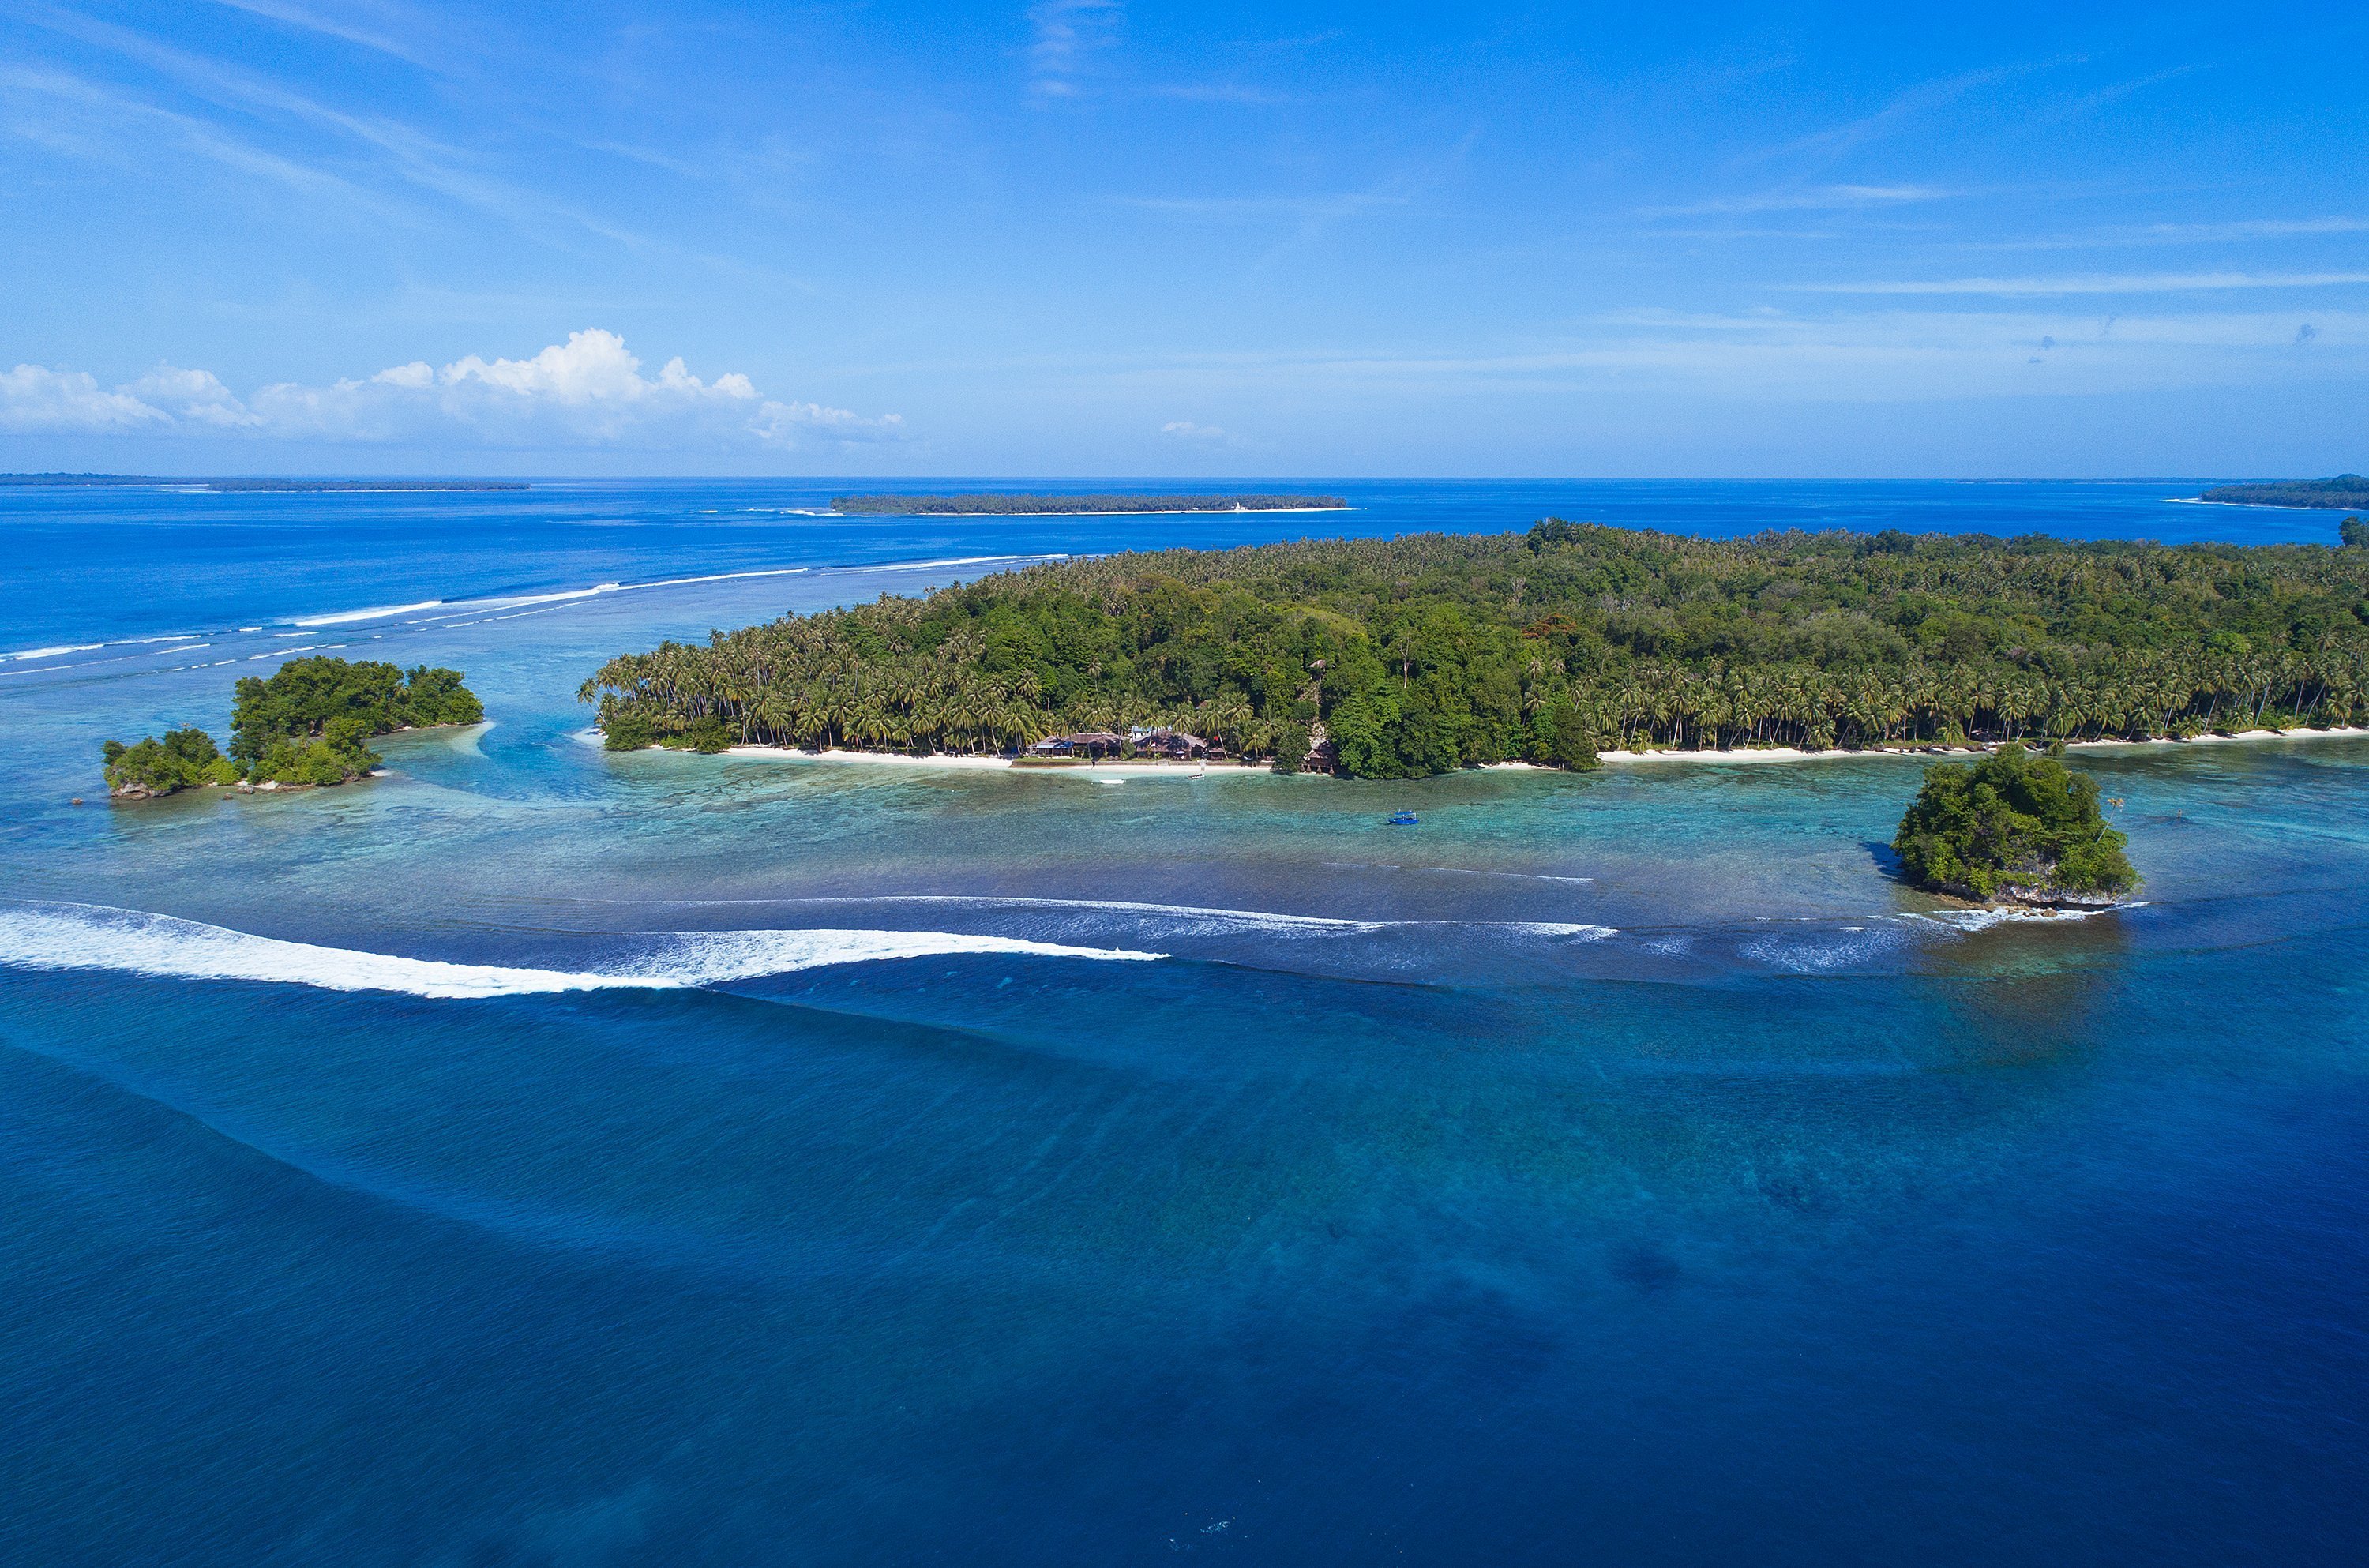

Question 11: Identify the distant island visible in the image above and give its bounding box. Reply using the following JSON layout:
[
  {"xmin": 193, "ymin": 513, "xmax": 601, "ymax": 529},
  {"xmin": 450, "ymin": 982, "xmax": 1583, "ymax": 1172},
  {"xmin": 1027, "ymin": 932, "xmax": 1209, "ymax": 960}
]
[
  {"xmin": 103, "ymin": 656, "xmax": 485, "ymax": 799},
  {"xmin": 829, "ymin": 493, "xmax": 1349, "ymax": 516},
  {"xmin": 2, "ymin": 473, "xmax": 527, "ymax": 493},
  {"xmin": 2198, "ymin": 475, "xmax": 2369, "ymax": 509},
  {"xmin": 1894, "ymin": 741, "xmax": 2138, "ymax": 907},
  {"xmin": 580, "ymin": 520, "xmax": 2369, "ymax": 778}
]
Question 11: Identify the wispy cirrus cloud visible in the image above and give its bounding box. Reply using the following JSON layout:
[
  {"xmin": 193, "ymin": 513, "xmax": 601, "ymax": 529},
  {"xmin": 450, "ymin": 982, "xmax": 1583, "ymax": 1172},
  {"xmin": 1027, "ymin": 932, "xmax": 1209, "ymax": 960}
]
[
  {"xmin": 0, "ymin": 61, "xmax": 379, "ymax": 204},
  {"xmin": 1948, "ymin": 216, "xmax": 2369, "ymax": 254},
  {"xmin": 1646, "ymin": 182, "xmax": 1950, "ymax": 217},
  {"xmin": 1027, "ymin": 0, "xmax": 1122, "ymax": 99},
  {"xmin": 2134, "ymin": 216, "xmax": 2369, "ymax": 241},
  {"xmin": 1120, "ymin": 191, "xmax": 1410, "ymax": 223},
  {"xmin": 1744, "ymin": 65, "xmax": 2032, "ymax": 166},
  {"xmin": 1147, "ymin": 81, "xmax": 1293, "ymax": 105},
  {"xmin": 195, "ymin": 0, "xmax": 444, "ymax": 69},
  {"xmin": 0, "ymin": 331, "xmax": 905, "ymax": 449},
  {"xmin": 17, "ymin": 9, "xmax": 644, "ymax": 243},
  {"xmin": 1791, "ymin": 271, "xmax": 2369, "ymax": 297},
  {"xmin": 1030, "ymin": 306, "xmax": 2361, "ymax": 409}
]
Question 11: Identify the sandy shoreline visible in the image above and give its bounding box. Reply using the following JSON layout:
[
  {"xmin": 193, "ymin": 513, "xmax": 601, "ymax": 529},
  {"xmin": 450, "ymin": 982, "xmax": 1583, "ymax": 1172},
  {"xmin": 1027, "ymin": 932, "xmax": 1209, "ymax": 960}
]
[
  {"xmin": 1586, "ymin": 726, "xmax": 2369, "ymax": 765},
  {"xmin": 719, "ymin": 745, "xmax": 1267, "ymax": 777},
  {"xmin": 583, "ymin": 725, "xmax": 2369, "ymax": 775},
  {"xmin": 2164, "ymin": 497, "xmax": 2367, "ymax": 512}
]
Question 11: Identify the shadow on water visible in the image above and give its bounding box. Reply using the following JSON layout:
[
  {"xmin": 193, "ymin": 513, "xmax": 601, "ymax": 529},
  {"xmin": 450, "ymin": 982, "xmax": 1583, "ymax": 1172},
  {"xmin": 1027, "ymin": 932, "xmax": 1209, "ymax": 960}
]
[
  {"xmin": 1860, "ymin": 838, "xmax": 1904, "ymax": 877},
  {"xmin": 1920, "ymin": 913, "xmax": 2137, "ymax": 1068}
]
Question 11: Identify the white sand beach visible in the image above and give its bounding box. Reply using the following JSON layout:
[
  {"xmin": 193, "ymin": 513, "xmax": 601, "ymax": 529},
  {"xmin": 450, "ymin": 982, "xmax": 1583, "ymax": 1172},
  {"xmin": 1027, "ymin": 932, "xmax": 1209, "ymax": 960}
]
[
  {"xmin": 717, "ymin": 745, "xmax": 1269, "ymax": 778},
  {"xmin": 588, "ymin": 726, "xmax": 2369, "ymax": 775},
  {"xmin": 1583, "ymin": 726, "xmax": 2369, "ymax": 766}
]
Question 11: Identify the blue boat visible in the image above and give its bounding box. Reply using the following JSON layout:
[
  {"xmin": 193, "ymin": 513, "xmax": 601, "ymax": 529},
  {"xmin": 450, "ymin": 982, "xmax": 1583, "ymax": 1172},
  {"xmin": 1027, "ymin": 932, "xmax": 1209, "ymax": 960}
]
[{"xmin": 1387, "ymin": 810, "xmax": 1419, "ymax": 826}]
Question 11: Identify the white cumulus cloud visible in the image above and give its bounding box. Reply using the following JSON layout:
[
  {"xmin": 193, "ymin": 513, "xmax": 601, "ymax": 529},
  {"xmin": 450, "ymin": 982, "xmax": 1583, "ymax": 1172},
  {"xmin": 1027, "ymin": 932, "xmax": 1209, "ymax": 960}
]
[
  {"xmin": 1160, "ymin": 419, "xmax": 1230, "ymax": 442},
  {"xmin": 0, "ymin": 329, "xmax": 903, "ymax": 450},
  {"xmin": 0, "ymin": 364, "xmax": 168, "ymax": 431}
]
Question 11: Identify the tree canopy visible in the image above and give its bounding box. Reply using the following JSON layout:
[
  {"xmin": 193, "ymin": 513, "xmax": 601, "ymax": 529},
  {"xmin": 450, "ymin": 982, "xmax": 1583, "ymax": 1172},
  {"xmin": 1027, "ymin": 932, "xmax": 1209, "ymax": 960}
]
[
  {"xmin": 230, "ymin": 657, "xmax": 482, "ymax": 764},
  {"xmin": 101, "ymin": 727, "xmax": 243, "ymax": 797},
  {"xmin": 1893, "ymin": 742, "xmax": 2137, "ymax": 903},
  {"xmin": 2201, "ymin": 475, "xmax": 2369, "ymax": 509},
  {"xmin": 580, "ymin": 520, "xmax": 2369, "ymax": 778},
  {"xmin": 103, "ymin": 656, "xmax": 485, "ymax": 797}
]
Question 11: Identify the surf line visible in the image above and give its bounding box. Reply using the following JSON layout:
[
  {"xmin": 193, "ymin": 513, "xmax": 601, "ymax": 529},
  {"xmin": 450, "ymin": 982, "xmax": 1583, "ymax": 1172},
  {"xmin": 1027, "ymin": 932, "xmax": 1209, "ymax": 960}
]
[
  {"xmin": 272, "ymin": 554, "xmax": 1074, "ymax": 633},
  {"xmin": 0, "ymin": 904, "xmax": 1163, "ymax": 1001}
]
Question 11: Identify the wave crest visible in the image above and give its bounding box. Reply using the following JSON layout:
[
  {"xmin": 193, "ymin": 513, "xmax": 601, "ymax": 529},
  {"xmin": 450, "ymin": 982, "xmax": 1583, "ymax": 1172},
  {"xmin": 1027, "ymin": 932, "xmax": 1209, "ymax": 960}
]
[{"xmin": 0, "ymin": 904, "xmax": 1162, "ymax": 1001}]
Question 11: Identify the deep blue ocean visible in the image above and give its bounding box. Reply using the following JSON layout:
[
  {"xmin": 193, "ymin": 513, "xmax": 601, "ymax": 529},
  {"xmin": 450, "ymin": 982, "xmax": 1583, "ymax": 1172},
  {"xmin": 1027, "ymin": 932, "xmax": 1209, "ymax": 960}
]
[{"xmin": 3, "ymin": 479, "xmax": 2364, "ymax": 1566}]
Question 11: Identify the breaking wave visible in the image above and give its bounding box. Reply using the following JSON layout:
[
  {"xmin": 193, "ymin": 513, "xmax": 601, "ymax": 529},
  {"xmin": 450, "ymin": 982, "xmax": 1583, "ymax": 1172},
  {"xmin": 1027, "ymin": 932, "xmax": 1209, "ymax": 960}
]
[
  {"xmin": 764, "ymin": 895, "xmax": 1617, "ymax": 943},
  {"xmin": 1905, "ymin": 901, "xmax": 2146, "ymax": 932},
  {"xmin": 0, "ymin": 904, "xmax": 1162, "ymax": 1001}
]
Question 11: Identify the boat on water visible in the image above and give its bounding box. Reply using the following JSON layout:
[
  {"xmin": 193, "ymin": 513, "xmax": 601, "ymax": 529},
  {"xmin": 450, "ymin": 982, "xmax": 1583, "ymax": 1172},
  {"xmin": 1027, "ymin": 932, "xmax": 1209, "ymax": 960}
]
[{"xmin": 1387, "ymin": 810, "xmax": 1419, "ymax": 826}]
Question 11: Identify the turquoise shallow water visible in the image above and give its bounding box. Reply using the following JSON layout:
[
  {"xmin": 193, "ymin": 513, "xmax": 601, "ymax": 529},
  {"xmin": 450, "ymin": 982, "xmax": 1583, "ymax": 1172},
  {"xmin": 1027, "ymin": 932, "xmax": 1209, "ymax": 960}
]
[{"xmin": 2, "ymin": 482, "xmax": 2366, "ymax": 1565}]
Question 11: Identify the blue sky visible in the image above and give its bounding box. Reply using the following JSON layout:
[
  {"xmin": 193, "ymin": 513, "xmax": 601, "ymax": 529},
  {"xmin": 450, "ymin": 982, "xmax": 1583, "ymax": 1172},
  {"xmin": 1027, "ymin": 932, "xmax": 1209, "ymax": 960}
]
[{"xmin": 1, "ymin": 0, "xmax": 2363, "ymax": 476}]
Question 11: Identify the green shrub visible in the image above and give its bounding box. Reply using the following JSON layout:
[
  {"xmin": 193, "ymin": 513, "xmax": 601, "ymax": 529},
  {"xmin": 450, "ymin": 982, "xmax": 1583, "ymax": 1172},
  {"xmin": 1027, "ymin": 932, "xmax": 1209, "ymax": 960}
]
[
  {"xmin": 230, "ymin": 656, "xmax": 481, "ymax": 763},
  {"xmin": 1894, "ymin": 742, "xmax": 2136, "ymax": 901},
  {"xmin": 101, "ymin": 727, "xmax": 243, "ymax": 796},
  {"xmin": 600, "ymin": 705, "xmax": 656, "ymax": 751}
]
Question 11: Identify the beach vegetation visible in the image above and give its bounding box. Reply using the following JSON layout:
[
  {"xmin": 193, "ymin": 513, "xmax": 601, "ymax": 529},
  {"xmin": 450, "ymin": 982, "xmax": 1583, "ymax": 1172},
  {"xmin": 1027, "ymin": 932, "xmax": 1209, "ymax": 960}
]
[
  {"xmin": 1894, "ymin": 741, "xmax": 2137, "ymax": 903},
  {"xmin": 2341, "ymin": 517, "xmax": 2368, "ymax": 548},
  {"xmin": 581, "ymin": 521, "xmax": 2369, "ymax": 778}
]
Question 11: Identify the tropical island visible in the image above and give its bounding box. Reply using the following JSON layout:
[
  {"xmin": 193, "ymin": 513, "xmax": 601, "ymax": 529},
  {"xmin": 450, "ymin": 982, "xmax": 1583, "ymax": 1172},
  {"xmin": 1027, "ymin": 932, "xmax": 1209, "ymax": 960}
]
[
  {"xmin": 2198, "ymin": 475, "xmax": 2369, "ymax": 509},
  {"xmin": 829, "ymin": 493, "xmax": 1348, "ymax": 516},
  {"xmin": 1893, "ymin": 741, "xmax": 2138, "ymax": 907},
  {"xmin": 579, "ymin": 520, "xmax": 2369, "ymax": 778},
  {"xmin": 103, "ymin": 656, "xmax": 485, "ymax": 799},
  {"xmin": 1, "ymin": 473, "xmax": 527, "ymax": 492}
]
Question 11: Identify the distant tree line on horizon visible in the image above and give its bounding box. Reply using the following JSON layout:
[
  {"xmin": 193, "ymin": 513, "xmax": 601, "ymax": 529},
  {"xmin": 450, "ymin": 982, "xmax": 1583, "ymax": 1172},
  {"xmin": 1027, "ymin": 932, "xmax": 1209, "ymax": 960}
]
[
  {"xmin": 2201, "ymin": 475, "xmax": 2369, "ymax": 510},
  {"xmin": 103, "ymin": 656, "xmax": 483, "ymax": 797},
  {"xmin": 830, "ymin": 493, "xmax": 1347, "ymax": 516},
  {"xmin": 0, "ymin": 474, "xmax": 526, "ymax": 492},
  {"xmin": 579, "ymin": 520, "xmax": 2369, "ymax": 778}
]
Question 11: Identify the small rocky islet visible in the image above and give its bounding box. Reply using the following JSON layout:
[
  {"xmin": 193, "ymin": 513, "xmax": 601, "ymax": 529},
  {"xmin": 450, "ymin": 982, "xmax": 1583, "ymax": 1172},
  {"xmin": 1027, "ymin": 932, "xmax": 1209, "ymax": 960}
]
[{"xmin": 102, "ymin": 656, "xmax": 483, "ymax": 800}]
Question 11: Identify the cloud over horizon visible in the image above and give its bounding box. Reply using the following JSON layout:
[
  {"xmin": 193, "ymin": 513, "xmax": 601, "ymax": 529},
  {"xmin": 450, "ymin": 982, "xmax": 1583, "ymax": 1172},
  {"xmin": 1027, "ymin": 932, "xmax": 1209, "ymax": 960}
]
[{"xmin": 0, "ymin": 331, "xmax": 905, "ymax": 451}]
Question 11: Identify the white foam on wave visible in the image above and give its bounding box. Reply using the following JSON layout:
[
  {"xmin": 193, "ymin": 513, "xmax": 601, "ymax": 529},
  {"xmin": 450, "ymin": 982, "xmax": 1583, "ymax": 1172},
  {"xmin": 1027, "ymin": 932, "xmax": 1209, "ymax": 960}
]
[
  {"xmin": 859, "ymin": 554, "xmax": 1066, "ymax": 573},
  {"xmin": 7, "ymin": 632, "xmax": 206, "ymax": 661},
  {"xmin": 291, "ymin": 598, "xmax": 446, "ymax": 627},
  {"xmin": 790, "ymin": 895, "xmax": 1618, "ymax": 943},
  {"xmin": 809, "ymin": 893, "xmax": 1380, "ymax": 932},
  {"xmin": 1906, "ymin": 901, "xmax": 2145, "ymax": 932},
  {"xmin": 0, "ymin": 905, "xmax": 1162, "ymax": 1001},
  {"xmin": 1740, "ymin": 932, "xmax": 1902, "ymax": 973}
]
